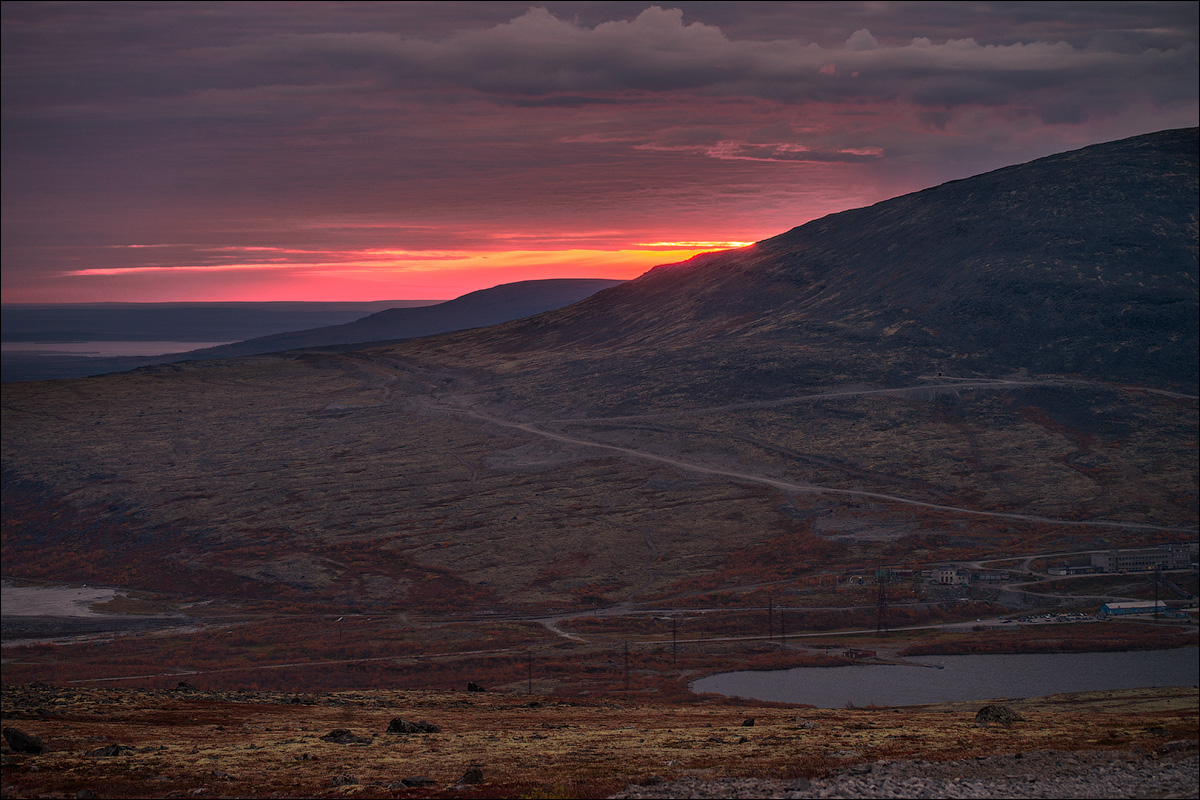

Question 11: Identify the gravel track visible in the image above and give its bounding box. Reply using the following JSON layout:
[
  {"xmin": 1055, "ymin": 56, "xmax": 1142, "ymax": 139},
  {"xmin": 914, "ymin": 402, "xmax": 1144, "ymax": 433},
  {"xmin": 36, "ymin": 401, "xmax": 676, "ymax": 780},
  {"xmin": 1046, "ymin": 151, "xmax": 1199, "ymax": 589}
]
[{"xmin": 611, "ymin": 742, "xmax": 1199, "ymax": 799}]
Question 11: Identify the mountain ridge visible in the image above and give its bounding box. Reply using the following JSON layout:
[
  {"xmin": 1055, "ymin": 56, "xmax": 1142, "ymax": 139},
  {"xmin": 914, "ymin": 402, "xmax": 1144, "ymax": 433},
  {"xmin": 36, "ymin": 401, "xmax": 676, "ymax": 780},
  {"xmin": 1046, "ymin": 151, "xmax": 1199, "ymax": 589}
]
[
  {"xmin": 2, "ymin": 128, "xmax": 1196, "ymax": 626},
  {"xmin": 392, "ymin": 127, "xmax": 1198, "ymax": 408},
  {"xmin": 183, "ymin": 278, "xmax": 624, "ymax": 360}
]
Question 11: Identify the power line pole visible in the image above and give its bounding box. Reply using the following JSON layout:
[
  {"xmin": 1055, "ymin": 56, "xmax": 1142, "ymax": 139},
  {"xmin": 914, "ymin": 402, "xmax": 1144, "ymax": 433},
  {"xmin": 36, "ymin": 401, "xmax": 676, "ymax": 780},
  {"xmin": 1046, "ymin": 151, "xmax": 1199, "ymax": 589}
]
[
  {"xmin": 1154, "ymin": 568, "xmax": 1161, "ymax": 619},
  {"xmin": 875, "ymin": 574, "xmax": 890, "ymax": 635}
]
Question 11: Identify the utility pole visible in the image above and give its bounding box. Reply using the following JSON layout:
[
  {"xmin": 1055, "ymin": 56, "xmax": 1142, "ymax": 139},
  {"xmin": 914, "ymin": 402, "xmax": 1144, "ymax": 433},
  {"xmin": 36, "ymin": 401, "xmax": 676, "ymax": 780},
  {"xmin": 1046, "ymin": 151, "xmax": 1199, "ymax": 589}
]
[
  {"xmin": 1154, "ymin": 568, "xmax": 1161, "ymax": 619},
  {"xmin": 875, "ymin": 574, "xmax": 890, "ymax": 635}
]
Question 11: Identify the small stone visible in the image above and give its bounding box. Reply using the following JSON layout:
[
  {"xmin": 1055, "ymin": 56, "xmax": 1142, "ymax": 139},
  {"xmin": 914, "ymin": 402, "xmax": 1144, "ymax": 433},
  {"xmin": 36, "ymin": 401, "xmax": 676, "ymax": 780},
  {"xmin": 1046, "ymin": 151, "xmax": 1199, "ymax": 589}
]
[
  {"xmin": 742, "ymin": 718, "xmax": 755, "ymax": 727},
  {"xmin": 460, "ymin": 767, "xmax": 484, "ymax": 785},
  {"xmin": 331, "ymin": 773, "xmax": 358, "ymax": 786},
  {"xmin": 86, "ymin": 744, "xmax": 134, "ymax": 757}
]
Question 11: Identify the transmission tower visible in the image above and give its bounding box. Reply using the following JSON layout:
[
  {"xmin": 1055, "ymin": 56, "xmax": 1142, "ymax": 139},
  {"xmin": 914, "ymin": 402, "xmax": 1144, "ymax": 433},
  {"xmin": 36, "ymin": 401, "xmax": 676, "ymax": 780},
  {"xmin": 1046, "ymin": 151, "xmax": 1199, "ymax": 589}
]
[{"xmin": 875, "ymin": 574, "xmax": 890, "ymax": 635}]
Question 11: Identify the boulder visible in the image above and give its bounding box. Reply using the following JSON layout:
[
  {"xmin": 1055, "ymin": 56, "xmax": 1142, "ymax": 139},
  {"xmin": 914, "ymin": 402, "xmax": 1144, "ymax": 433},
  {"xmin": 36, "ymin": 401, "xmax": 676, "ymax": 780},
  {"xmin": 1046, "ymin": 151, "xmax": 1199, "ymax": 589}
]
[
  {"xmin": 974, "ymin": 705, "xmax": 1025, "ymax": 727},
  {"xmin": 320, "ymin": 729, "xmax": 372, "ymax": 744},
  {"xmin": 386, "ymin": 718, "xmax": 441, "ymax": 734},
  {"xmin": 467, "ymin": 682, "xmax": 486, "ymax": 692},
  {"xmin": 460, "ymin": 767, "xmax": 484, "ymax": 785},
  {"xmin": 401, "ymin": 776, "xmax": 436, "ymax": 787},
  {"xmin": 2, "ymin": 727, "xmax": 46, "ymax": 755}
]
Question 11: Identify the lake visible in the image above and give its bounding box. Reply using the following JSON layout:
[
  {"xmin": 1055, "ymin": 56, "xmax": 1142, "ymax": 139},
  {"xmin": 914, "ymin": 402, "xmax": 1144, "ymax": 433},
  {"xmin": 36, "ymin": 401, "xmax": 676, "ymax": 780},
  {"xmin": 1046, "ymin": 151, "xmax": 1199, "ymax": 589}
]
[{"xmin": 691, "ymin": 648, "xmax": 1199, "ymax": 707}]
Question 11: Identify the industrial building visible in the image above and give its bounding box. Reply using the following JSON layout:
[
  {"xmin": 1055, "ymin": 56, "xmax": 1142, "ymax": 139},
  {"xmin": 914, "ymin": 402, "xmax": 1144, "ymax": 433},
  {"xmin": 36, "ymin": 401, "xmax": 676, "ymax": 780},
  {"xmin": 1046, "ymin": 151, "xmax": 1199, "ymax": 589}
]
[
  {"xmin": 1090, "ymin": 545, "xmax": 1192, "ymax": 573},
  {"xmin": 1098, "ymin": 601, "xmax": 1168, "ymax": 616}
]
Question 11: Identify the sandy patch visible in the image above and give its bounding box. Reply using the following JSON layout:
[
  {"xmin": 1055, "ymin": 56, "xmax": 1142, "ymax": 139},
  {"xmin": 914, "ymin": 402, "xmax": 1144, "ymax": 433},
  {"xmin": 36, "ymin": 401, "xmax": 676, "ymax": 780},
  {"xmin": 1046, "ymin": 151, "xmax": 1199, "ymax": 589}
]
[{"xmin": 0, "ymin": 581, "xmax": 118, "ymax": 618}]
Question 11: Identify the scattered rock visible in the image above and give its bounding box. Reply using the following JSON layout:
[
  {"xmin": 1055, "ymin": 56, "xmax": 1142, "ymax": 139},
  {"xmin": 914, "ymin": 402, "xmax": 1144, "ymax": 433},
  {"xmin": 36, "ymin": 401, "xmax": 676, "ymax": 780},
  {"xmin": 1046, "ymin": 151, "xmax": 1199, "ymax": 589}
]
[
  {"xmin": 2, "ymin": 727, "xmax": 46, "ymax": 755},
  {"xmin": 86, "ymin": 744, "xmax": 135, "ymax": 757},
  {"xmin": 975, "ymin": 705, "xmax": 1026, "ymax": 727},
  {"xmin": 467, "ymin": 681, "xmax": 486, "ymax": 692},
  {"xmin": 175, "ymin": 681, "xmax": 199, "ymax": 692},
  {"xmin": 741, "ymin": 718, "xmax": 755, "ymax": 727},
  {"xmin": 386, "ymin": 718, "xmax": 441, "ymax": 734},
  {"xmin": 331, "ymin": 773, "xmax": 359, "ymax": 786},
  {"xmin": 460, "ymin": 767, "xmax": 484, "ymax": 785},
  {"xmin": 401, "ymin": 776, "xmax": 436, "ymax": 787},
  {"xmin": 320, "ymin": 729, "xmax": 371, "ymax": 745}
]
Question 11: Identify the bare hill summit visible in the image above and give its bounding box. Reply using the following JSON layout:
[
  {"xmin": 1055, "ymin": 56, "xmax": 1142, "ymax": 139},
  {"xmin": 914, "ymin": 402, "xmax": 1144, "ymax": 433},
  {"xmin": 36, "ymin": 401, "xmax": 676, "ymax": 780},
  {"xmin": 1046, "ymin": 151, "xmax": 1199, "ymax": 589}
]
[{"xmin": 400, "ymin": 127, "xmax": 1197, "ymax": 417}]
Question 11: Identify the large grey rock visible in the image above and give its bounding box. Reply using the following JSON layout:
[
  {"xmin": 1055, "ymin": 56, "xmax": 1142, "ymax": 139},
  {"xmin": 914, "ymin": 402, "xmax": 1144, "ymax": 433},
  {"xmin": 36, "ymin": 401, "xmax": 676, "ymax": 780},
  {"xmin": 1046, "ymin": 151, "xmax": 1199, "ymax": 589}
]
[{"xmin": 2, "ymin": 726, "xmax": 46, "ymax": 754}]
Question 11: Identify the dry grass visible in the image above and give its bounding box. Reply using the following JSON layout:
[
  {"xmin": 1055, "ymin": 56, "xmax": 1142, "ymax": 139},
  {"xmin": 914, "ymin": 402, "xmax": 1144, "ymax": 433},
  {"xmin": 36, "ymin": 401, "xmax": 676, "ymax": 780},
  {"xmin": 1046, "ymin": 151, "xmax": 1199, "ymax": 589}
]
[{"xmin": 2, "ymin": 683, "xmax": 1196, "ymax": 799}]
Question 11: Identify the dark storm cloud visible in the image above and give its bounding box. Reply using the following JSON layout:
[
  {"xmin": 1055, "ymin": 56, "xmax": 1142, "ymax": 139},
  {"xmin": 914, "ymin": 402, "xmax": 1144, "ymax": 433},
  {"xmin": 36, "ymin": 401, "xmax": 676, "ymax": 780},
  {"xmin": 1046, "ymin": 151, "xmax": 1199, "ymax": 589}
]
[
  {"xmin": 7, "ymin": 4, "xmax": 1194, "ymax": 118},
  {"xmin": 101, "ymin": 5, "xmax": 1191, "ymax": 125}
]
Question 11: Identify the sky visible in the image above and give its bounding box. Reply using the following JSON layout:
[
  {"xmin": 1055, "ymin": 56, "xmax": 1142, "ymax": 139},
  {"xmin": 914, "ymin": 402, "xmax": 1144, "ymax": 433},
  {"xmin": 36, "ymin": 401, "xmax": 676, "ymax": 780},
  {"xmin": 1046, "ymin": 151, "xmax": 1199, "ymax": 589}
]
[{"xmin": 2, "ymin": 2, "xmax": 1196, "ymax": 303}]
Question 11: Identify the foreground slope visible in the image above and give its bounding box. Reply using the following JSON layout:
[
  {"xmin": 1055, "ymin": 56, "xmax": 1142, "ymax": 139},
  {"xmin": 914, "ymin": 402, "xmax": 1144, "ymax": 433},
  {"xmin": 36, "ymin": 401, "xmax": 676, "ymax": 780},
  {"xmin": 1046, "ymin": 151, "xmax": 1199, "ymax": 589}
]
[
  {"xmin": 2, "ymin": 130, "xmax": 1196, "ymax": 617},
  {"xmin": 1, "ymin": 685, "xmax": 1195, "ymax": 799}
]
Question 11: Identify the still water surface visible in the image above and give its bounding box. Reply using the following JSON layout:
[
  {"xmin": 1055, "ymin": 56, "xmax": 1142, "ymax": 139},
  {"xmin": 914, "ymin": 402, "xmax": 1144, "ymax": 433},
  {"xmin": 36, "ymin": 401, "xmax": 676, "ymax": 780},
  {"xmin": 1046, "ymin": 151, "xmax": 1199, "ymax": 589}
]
[{"xmin": 692, "ymin": 648, "xmax": 1198, "ymax": 708}]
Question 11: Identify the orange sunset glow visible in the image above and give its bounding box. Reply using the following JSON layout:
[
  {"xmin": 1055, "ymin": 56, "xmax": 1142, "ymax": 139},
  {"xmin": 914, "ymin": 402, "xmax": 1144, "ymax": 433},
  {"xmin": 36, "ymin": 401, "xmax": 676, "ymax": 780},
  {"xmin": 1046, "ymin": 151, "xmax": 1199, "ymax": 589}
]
[
  {"xmin": 3, "ymin": 3, "xmax": 1196, "ymax": 304},
  {"xmin": 51, "ymin": 247, "xmax": 718, "ymax": 302}
]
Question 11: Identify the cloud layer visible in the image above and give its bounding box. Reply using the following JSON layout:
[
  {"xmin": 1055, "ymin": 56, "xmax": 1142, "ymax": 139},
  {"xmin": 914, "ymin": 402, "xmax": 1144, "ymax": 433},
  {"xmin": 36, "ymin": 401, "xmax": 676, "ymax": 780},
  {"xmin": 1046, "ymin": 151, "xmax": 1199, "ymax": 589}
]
[{"xmin": 3, "ymin": 2, "xmax": 1197, "ymax": 301}]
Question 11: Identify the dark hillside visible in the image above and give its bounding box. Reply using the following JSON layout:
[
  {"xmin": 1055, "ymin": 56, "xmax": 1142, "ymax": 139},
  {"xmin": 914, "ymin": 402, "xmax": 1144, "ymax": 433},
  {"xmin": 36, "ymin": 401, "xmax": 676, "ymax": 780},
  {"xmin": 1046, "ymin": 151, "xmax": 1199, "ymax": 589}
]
[
  {"xmin": 409, "ymin": 128, "xmax": 1197, "ymax": 407},
  {"xmin": 3, "ymin": 130, "xmax": 1195, "ymax": 626}
]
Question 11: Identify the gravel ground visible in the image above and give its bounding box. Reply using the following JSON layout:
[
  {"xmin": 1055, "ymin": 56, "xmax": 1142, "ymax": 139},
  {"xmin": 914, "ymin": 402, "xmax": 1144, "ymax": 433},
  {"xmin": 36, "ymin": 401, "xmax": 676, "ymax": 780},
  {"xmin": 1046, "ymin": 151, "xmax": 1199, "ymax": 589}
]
[{"xmin": 611, "ymin": 741, "xmax": 1199, "ymax": 799}]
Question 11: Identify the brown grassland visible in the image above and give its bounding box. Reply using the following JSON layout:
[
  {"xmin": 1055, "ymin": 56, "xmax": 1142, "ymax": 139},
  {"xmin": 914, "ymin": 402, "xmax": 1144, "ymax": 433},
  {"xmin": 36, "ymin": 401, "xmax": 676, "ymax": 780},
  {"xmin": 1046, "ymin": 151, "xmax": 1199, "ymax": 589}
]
[{"xmin": 3, "ymin": 682, "xmax": 1197, "ymax": 799}]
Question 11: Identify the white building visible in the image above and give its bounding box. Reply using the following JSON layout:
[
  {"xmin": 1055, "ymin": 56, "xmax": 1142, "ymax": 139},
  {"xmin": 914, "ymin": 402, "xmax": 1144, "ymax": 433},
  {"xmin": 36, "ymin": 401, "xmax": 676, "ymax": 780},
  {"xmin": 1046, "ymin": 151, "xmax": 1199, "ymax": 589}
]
[
  {"xmin": 931, "ymin": 566, "xmax": 967, "ymax": 585},
  {"xmin": 1091, "ymin": 546, "xmax": 1191, "ymax": 573}
]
